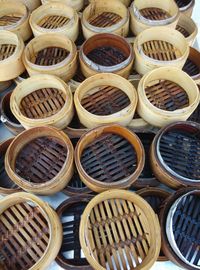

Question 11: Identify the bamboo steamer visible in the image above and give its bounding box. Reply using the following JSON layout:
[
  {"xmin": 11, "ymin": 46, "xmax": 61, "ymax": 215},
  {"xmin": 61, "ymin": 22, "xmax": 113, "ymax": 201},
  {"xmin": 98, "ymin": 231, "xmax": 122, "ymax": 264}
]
[
  {"xmin": 80, "ymin": 189, "xmax": 161, "ymax": 270},
  {"xmin": 7, "ymin": 0, "xmax": 42, "ymax": 12},
  {"xmin": 0, "ymin": 80, "xmax": 12, "ymax": 93},
  {"xmin": 23, "ymin": 33, "xmax": 78, "ymax": 82},
  {"xmin": 41, "ymin": 0, "xmax": 84, "ymax": 11},
  {"xmin": 0, "ymin": 2, "xmax": 32, "ymax": 42},
  {"xmin": 5, "ymin": 126, "xmax": 74, "ymax": 195},
  {"xmin": 176, "ymin": 13, "xmax": 198, "ymax": 45},
  {"xmin": 81, "ymin": 0, "xmax": 129, "ymax": 39},
  {"xmin": 0, "ymin": 31, "xmax": 25, "ymax": 81},
  {"xmin": 79, "ymin": 33, "xmax": 134, "ymax": 79},
  {"xmin": 89, "ymin": 0, "xmax": 131, "ymax": 7},
  {"xmin": 137, "ymin": 67, "xmax": 199, "ymax": 127},
  {"xmin": 10, "ymin": 75, "xmax": 74, "ymax": 130},
  {"xmin": 75, "ymin": 124, "xmax": 145, "ymax": 193},
  {"xmin": 134, "ymin": 27, "xmax": 189, "ymax": 75},
  {"xmin": 30, "ymin": 3, "xmax": 79, "ymax": 42},
  {"xmin": 74, "ymin": 73, "xmax": 138, "ymax": 128},
  {"xmin": 183, "ymin": 47, "xmax": 200, "ymax": 84},
  {"xmin": 130, "ymin": 0, "xmax": 180, "ymax": 36},
  {"xmin": 175, "ymin": 0, "xmax": 195, "ymax": 17},
  {"xmin": 0, "ymin": 192, "xmax": 62, "ymax": 270}
]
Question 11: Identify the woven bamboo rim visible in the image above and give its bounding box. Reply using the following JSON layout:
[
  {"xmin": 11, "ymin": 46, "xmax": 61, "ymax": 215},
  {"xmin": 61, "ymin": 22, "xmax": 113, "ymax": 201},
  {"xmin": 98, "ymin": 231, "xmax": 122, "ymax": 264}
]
[
  {"xmin": 10, "ymin": 74, "xmax": 74, "ymax": 130},
  {"xmin": 23, "ymin": 33, "xmax": 78, "ymax": 82},
  {"xmin": 0, "ymin": 2, "xmax": 32, "ymax": 42},
  {"xmin": 5, "ymin": 126, "xmax": 74, "ymax": 195},
  {"xmin": 150, "ymin": 121, "xmax": 200, "ymax": 189},
  {"xmin": 82, "ymin": 0, "xmax": 129, "ymax": 39},
  {"xmin": 134, "ymin": 26, "xmax": 189, "ymax": 75},
  {"xmin": 79, "ymin": 33, "xmax": 134, "ymax": 78},
  {"xmin": 41, "ymin": 0, "xmax": 84, "ymax": 12},
  {"xmin": 160, "ymin": 187, "xmax": 200, "ymax": 270},
  {"xmin": 0, "ymin": 30, "xmax": 25, "ymax": 81},
  {"xmin": 30, "ymin": 3, "xmax": 79, "ymax": 42},
  {"xmin": 0, "ymin": 80, "xmax": 12, "ymax": 93},
  {"xmin": 74, "ymin": 73, "xmax": 138, "ymax": 129},
  {"xmin": 137, "ymin": 67, "xmax": 199, "ymax": 127},
  {"xmin": 130, "ymin": 0, "xmax": 180, "ymax": 35},
  {"xmin": 0, "ymin": 192, "xmax": 62, "ymax": 270},
  {"xmin": 80, "ymin": 189, "xmax": 161, "ymax": 270},
  {"xmin": 183, "ymin": 47, "xmax": 200, "ymax": 84},
  {"xmin": 175, "ymin": 0, "xmax": 195, "ymax": 17},
  {"xmin": 75, "ymin": 124, "xmax": 145, "ymax": 193},
  {"xmin": 56, "ymin": 195, "xmax": 93, "ymax": 270}
]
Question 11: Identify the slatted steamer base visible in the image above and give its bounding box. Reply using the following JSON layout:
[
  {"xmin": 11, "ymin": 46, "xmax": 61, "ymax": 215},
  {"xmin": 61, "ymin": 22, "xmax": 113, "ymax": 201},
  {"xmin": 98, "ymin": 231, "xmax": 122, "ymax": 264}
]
[
  {"xmin": 183, "ymin": 58, "xmax": 200, "ymax": 77},
  {"xmin": 0, "ymin": 44, "xmax": 16, "ymax": 61},
  {"xmin": 15, "ymin": 137, "xmax": 68, "ymax": 183},
  {"xmin": 0, "ymin": 202, "xmax": 49, "ymax": 270},
  {"xmin": 176, "ymin": 25, "xmax": 190, "ymax": 38},
  {"xmin": 145, "ymin": 79, "xmax": 189, "ymax": 111},
  {"xmin": 139, "ymin": 8, "xmax": 171, "ymax": 21},
  {"xmin": 81, "ymin": 133, "xmax": 137, "ymax": 183},
  {"xmin": 38, "ymin": 15, "xmax": 70, "ymax": 29},
  {"xmin": 0, "ymin": 14, "xmax": 22, "ymax": 27},
  {"xmin": 88, "ymin": 12, "xmax": 122, "ymax": 27},
  {"xmin": 20, "ymin": 88, "xmax": 66, "ymax": 119},
  {"xmin": 81, "ymin": 86, "xmax": 130, "ymax": 116}
]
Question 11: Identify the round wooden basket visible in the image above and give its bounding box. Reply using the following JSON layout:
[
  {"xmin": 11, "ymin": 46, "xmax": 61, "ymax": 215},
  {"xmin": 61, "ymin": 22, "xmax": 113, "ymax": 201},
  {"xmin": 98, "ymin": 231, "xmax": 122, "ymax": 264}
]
[
  {"xmin": 175, "ymin": 0, "xmax": 195, "ymax": 17},
  {"xmin": 0, "ymin": 139, "xmax": 21, "ymax": 196},
  {"xmin": 0, "ymin": 192, "xmax": 62, "ymax": 270},
  {"xmin": 137, "ymin": 67, "xmax": 199, "ymax": 127},
  {"xmin": 0, "ymin": 80, "xmax": 12, "ymax": 93},
  {"xmin": 75, "ymin": 124, "xmax": 145, "ymax": 193},
  {"xmin": 0, "ymin": 2, "xmax": 32, "ymax": 42},
  {"xmin": 14, "ymin": 70, "xmax": 29, "ymax": 85},
  {"xmin": 81, "ymin": 0, "xmax": 129, "ymax": 39},
  {"xmin": 5, "ymin": 126, "xmax": 74, "ymax": 195},
  {"xmin": 150, "ymin": 121, "xmax": 200, "ymax": 189},
  {"xmin": 10, "ymin": 74, "xmax": 74, "ymax": 130},
  {"xmin": 134, "ymin": 26, "xmax": 189, "ymax": 75},
  {"xmin": 56, "ymin": 196, "xmax": 93, "ymax": 270},
  {"xmin": 1, "ymin": 90, "xmax": 24, "ymax": 135},
  {"xmin": 74, "ymin": 73, "xmax": 138, "ymax": 128},
  {"xmin": 16, "ymin": 0, "xmax": 41, "ymax": 12},
  {"xmin": 80, "ymin": 189, "xmax": 161, "ymax": 270},
  {"xmin": 41, "ymin": 0, "xmax": 84, "ymax": 12},
  {"xmin": 160, "ymin": 188, "xmax": 200, "ymax": 270},
  {"xmin": 182, "ymin": 47, "xmax": 200, "ymax": 84},
  {"xmin": 30, "ymin": 2, "xmax": 79, "ymax": 42},
  {"xmin": 0, "ymin": 30, "xmax": 25, "ymax": 81},
  {"xmin": 79, "ymin": 33, "xmax": 134, "ymax": 78},
  {"xmin": 176, "ymin": 13, "xmax": 198, "ymax": 45},
  {"xmin": 23, "ymin": 33, "xmax": 78, "ymax": 82},
  {"xmin": 130, "ymin": 0, "xmax": 180, "ymax": 36}
]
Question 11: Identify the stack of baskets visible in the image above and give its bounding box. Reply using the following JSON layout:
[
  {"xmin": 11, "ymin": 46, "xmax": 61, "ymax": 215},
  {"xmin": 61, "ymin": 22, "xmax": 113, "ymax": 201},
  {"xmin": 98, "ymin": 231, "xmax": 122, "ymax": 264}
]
[{"xmin": 0, "ymin": 0, "xmax": 200, "ymax": 269}]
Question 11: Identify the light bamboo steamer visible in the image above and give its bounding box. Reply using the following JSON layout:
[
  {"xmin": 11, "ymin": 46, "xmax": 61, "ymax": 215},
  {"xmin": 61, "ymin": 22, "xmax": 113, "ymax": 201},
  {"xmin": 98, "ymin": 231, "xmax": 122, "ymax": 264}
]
[
  {"xmin": 22, "ymin": 33, "xmax": 78, "ymax": 82},
  {"xmin": 30, "ymin": 2, "xmax": 79, "ymax": 41},
  {"xmin": 81, "ymin": 0, "xmax": 129, "ymax": 39},
  {"xmin": 175, "ymin": 0, "xmax": 195, "ymax": 17},
  {"xmin": 130, "ymin": 0, "xmax": 180, "ymax": 36},
  {"xmin": 134, "ymin": 26, "xmax": 189, "ymax": 75},
  {"xmin": 16, "ymin": 0, "xmax": 41, "ymax": 12},
  {"xmin": 0, "ymin": 31, "xmax": 25, "ymax": 81},
  {"xmin": 41, "ymin": 0, "xmax": 84, "ymax": 12},
  {"xmin": 10, "ymin": 74, "xmax": 74, "ymax": 130},
  {"xmin": 74, "ymin": 73, "xmax": 138, "ymax": 128},
  {"xmin": 0, "ymin": 2, "xmax": 32, "ymax": 42},
  {"xmin": 137, "ymin": 67, "xmax": 200, "ymax": 127}
]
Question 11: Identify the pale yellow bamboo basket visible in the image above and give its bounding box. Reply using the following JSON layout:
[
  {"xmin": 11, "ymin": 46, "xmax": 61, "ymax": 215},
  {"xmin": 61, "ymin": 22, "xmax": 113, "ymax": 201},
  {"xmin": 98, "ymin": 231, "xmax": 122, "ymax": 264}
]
[
  {"xmin": 134, "ymin": 26, "xmax": 189, "ymax": 75},
  {"xmin": 30, "ymin": 2, "xmax": 79, "ymax": 42},
  {"xmin": 10, "ymin": 74, "xmax": 74, "ymax": 130},
  {"xmin": 81, "ymin": 0, "xmax": 129, "ymax": 39},
  {"xmin": 17, "ymin": 0, "xmax": 41, "ymax": 12},
  {"xmin": 41, "ymin": 0, "xmax": 84, "ymax": 12},
  {"xmin": 22, "ymin": 33, "xmax": 78, "ymax": 82},
  {"xmin": 137, "ymin": 67, "xmax": 200, "ymax": 127},
  {"xmin": 130, "ymin": 0, "xmax": 180, "ymax": 36},
  {"xmin": 0, "ymin": 31, "xmax": 25, "ymax": 81}
]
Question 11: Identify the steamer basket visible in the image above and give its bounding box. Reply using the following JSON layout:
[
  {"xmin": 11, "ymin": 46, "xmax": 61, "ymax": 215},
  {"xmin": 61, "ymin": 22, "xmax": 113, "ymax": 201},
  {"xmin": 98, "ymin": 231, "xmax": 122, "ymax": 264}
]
[
  {"xmin": 175, "ymin": 0, "xmax": 195, "ymax": 17},
  {"xmin": 15, "ymin": 0, "xmax": 41, "ymax": 12},
  {"xmin": 23, "ymin": 33, "xmax": 78, "ymax": 82},
  {"xmin": 0, "ymin": 192, "xmax": 62, "ymax": 270},
  {"xmin": 150, "ymin": 121, "xmax": 200, "ymax": 189},
  {"xmin": 79, "ymin": 33, "xmax": 134, "ymax": 78},
  {"xmin": 0, "ymin": 2, "xmax": 32, "ymax": 42},
  {"xmin": 134, "ymin": 27, "xmax": 189, "ymax": 75},
  {"xmin": 130, "ymin": 0, "xmax": 180, "ymax": 36},
  {"xmin": 10, "ymin": 75, "xmax": 74, "ymax": 130},
  {"xmin": 80, "ymin": 190, "xmax": 161, "ymax": 270},
  {"xmin": 30, "ymin": 3, "xmax": 79, "ymax": 41},
  {"xmin": 137, "ymin": 67, "xmax": 199, "ymax": 127},
  {"xmin": 5, "ymin": 126, "xmax": 74, "ymax": 195},
  {"xmin": 176, "ymin": 13, "xmax": 198, "ymax": 45},
  {"xmin": 74, "ymin": 73, "xmax": 138, "ymax": 128},
  {"xmin": 41, "ymin": 0, "xmax": 84, "ymax": 12},
  {"xmin": 75, "ymin": 124, "xmax": 145, "ymax": 193},
  {"xmin": 182, "ymin": 47, "xmax": 200, "ymax": 84},
  {"xmin": 89, "ymin": 0, "xmax": 131, "ymax": 8},
  {"xmin": 0, "ymin": 31, "xmax": 25, "ymax": 81},
  {"xmin": 81, "ymin": 0, "xmax": 129, "ymax": 39}
]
